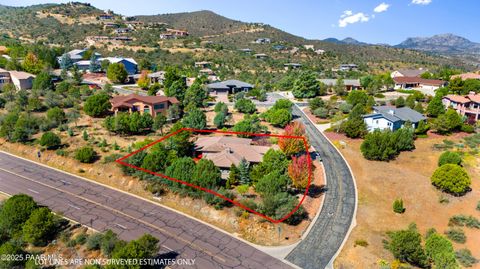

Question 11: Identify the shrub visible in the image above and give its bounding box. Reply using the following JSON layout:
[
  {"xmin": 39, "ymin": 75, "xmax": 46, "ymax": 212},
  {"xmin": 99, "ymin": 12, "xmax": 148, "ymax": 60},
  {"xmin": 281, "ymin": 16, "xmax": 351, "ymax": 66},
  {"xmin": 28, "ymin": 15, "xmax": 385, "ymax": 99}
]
[
  {"xmin": 444, "ymin": 228, "xmax": 466, "ymax": 243},
  {"xmin": 84, "ymin": 93, "xmax": 111, "ymax": 117},
  {"xmin": 313, "ymin": 107, "xmax": 329, "ymax": 119},
  {"xmin": 264, "ymin": 108, "xmax": 292, "ymax": 127},
  {"xmin": 39, "ymin": 131, "xmax": 61, "ymax": 149},
  {"xmin": 448, "ymin": 215, "xmax": 480, "ymax": 229},
  {"xmin": 393, "ymin": 199, "xmax": 405, "ymax": 214},
  {"xmin": 455, "ymin": 249, "xmax": 478, "ymax": 267},
  {"xmin": 425, "ymin": 232, "xmax": 458, "ymax": 269},
  {"xmin": 385, "ymin": 225, "xmax": 428, "ymax": 268},
  {"xmin": 75, "ymin": 146, "xmax": 97, "ymax": 163},
  {"xmin": 461, "ymin": 124, "xmax": 475, "ymax": 133},
  {"xmin": 438, "ymin": 151, "xmax": 462, "ymax": 167},
  {"xmin": 103, "ymin": 153, "xmax": 123, "ymax": 164},
  {"xmin": 341, "ymin": 117, "xmax": 367, "ymax": 138},
  {"xmin": 354, "ymin": 239, "xmax": 369, "ymax": 247},
  {"xmin": 431, "ymin": 164, "xmax": 471, "ymax": 195},
  {"xmin": 86, "ymin": 233, "xmax": 104, "ymax": 250},
  {"xmin": 477, "ymin": 201, "xmax": 480, "ymax": 211}
]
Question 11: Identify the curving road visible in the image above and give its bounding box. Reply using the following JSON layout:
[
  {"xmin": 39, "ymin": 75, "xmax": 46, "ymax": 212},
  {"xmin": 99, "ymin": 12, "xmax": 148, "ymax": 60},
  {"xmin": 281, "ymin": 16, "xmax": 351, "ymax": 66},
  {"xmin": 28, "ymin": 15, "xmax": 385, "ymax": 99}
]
[
  {"xmin": 284, "ymin": 105, "xmax": 357, "ymax": 269},
  {"xmin": 0, "ymin": 151, "xmax": 292, "ymax": 269}
]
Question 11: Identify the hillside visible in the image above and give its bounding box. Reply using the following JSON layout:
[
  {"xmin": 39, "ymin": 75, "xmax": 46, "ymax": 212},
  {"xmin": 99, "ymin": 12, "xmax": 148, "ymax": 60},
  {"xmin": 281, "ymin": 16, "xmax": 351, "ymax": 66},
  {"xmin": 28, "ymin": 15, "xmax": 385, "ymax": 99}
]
[{"xmin": 0, "ymin": 2, "xmax": 476, "ymax": 74}]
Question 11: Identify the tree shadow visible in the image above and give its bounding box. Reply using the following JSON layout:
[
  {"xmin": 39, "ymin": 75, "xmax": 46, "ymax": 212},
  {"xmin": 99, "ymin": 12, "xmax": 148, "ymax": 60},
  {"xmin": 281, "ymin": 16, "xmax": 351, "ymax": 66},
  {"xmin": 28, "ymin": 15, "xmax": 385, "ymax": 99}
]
[
  {"xmin": 151, "ymin": 251, "xmax": 180, "ymax": 269},
  {"xmin": 307, "ymin": 184, "xmax": 327, "ymax": 198}
]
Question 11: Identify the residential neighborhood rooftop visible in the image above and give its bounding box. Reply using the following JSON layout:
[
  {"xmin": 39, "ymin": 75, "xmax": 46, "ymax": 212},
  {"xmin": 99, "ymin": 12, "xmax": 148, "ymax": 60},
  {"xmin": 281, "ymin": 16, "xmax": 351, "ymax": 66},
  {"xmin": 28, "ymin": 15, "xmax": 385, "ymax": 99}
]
[
  {"xmin": 366, "ymin": 106, "xmax": 427, "ymax": 123},
  {"xmin": 392, "ymin": 76, "xmax": 446, "ymax": 86}
]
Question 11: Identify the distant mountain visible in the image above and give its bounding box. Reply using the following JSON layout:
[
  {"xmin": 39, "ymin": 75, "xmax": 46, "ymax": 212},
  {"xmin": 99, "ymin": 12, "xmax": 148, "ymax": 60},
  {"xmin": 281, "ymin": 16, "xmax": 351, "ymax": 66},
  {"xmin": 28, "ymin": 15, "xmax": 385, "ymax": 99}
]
[
  {"xmin": 396, "ymin": 34, "xmax": 480, "ymax": 55},
  {"xmin": 322, "ymin": 37, "xmax": 368, "ymax": 46}
]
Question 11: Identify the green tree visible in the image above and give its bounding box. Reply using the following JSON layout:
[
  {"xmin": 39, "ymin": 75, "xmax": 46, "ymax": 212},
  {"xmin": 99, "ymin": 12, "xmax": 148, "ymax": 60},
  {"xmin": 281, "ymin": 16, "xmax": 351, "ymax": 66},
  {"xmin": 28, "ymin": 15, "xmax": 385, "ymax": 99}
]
[
  {"xmin": 0, "ymin": 194, "xmax": 38, "ymax": 237},
  {"xmin": 341, "ymin": 117, "xmax": 367, "ymax": 138},
  {"xmin": 393, "ymin": 198, "xmax": 405, "ymax": 214},
  {"xmin": 226, "ymin": 164, "xmax": 239, "ymax": 188},
  {"xmin": 427, "ymin": 96, "xmax": 446, "ymax": 117},
  {"xmin": 39, "ymin": 132, "xmax": 61, "ymax": 149},
  {"xmin": 141, "ymin": 144, "xmax": 169, "ymax": 172},
  {"xmin": 107, "ymin": 63, "xmax": 128, "ymax": 84},
  {"xmin": 165, "ymin": 157, "xmax": 196, "ymax": 187},
  {"xmin": 184, "ymin": 81, "xmax": 207, "ymax": 107},
  {"xmin": 250, "ymin": 149, "xmax": 289, "ymax": 183},
  {"xmin": 182, "ymin": 107, "xmax": 206, "ymax": 129},
  {"xmin": 334, "ymin": 78, "xmax": 346, "ymax": 96},
  {"xmin": 438, "ymin": 151, "xmax": 462, "ymax": 167},
  {"xmin": 46, "ymin": 107, "xmax": 66, "ymax": 126},
  {"xmin": 234, "ymin": 98, "xmax": 257, "ymax": 114},
  {"xmin": 360, "ymin": 130, "xmax": 398, "ymax": 161},
  {"xmin": 83, "ymin": 93, "xmax": 112, "ymax": 117},
  {"xmin": 75, "ymin": 146, "xmax": 97, "ymax": 163},
  {"xmin": 60, "ymin": 53, "xmax": 73, "ymax": 70},
  {"xmin": 192, "ymin": 159, "xmax": 221, "ymax": 189},
  {"xmin": 232, "ymin": 115, "xmax": 265, "ymax": 137},
  {"xmin": 32, "ymin": 71, "xmax": 54, "ymax": 92},
  {"xmin": 0, "ymin": 242, "xmax": 25, "ymax": 268},
  {"xmin": 346, "ymin": 90, "xmax": 368, "ymax": 107},
  {"xmin": 165, "ymin": 80, "xmax": 187, "ymax": 104},
  {"xmin": 238, "ymin": 158, "xmax": 251, "ymax": 185},
  {"xmin": 432, "ymin": 109, "xmax": 463, "ymax": 134},
  {"xmin": 214, "ymin": 111, "xmax": 228, "ymax": 129},
  {"xmin": 308, "ymin": 97, "xmax": 325, "ymax": 111},
  {"xmin": 256, "ymin": 170, "xmax": 289, "ymax": 196},
  {"xmin": 396, "ymin": 96, "xmax": 406, "ymax": 108},
  {"xmin": 107, "ymin": 234, "xmax": 159, "ymax": 269},
  {"xmin": 152, "ymin": 114, "xmax": 167, "ymax": 134},
  {"xmin": 431, "ymin": 164, "xmax": 471, "ymax": 195},
  {"xmin": 386, "ymin": 225, "xmax": 429, "ymax": 268},
  {"xmin": 89, "ymin": 54, "xmax": 100, "ymax": 73},
  {"xmin": 22, "ymin": 207, "xmax": 57, "ymax": 246},
  {"xmin": 264, "ymin": 108, "xmax": 292, "ymax": 127},
  {"xmin": 292, "ymin": 71, "xmax": 319, "ymax": 98}
]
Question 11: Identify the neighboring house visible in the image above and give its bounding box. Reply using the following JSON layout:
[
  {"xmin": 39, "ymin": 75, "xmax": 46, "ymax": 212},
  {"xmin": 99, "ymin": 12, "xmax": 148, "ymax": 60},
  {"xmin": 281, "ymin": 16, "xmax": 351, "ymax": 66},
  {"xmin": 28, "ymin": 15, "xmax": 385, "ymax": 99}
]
[
  {"xmin": 73, "ymin": 60, "xmax": 92, "ymax": 71},
  {"xmin": 114, "ymin": 28, "xmax": 132, "ymax": 34},
  {"xmin": 315, "ymin": 49, "xmax": 325, "ymax": 55},
  {"xmin": 0, "ymin": 68, "xmax": 11, "ymax": 88},
  {"xmin": 284, "ymin": 63, "xmax": 302, "ymax": 70},
  {"xmin": 304, "ymin": 45, "xmax": 314, "ymax": 50},
  {"xmin": 254, "ymin": 53, "xmax": 268, "ymax": 59},
  {"xmin": 207, "ymin": 79, "xmax": 254, "ymax": 95},
  {"xmin": 99, "ymin": 13, "xmax": 114, "ymax": 20},
  {"xmin": 57, "ymin": 49, "xmax": 101, "ymax": 65},
  {"xmin": 338, "ymin": 64, "xmax": 358, "ymax": 72},
  {"xmin": 442, "ymin": 93, "xmax": 480, "ymax": 123},
  {"xmin": 165, "ymin": 28, "xmax": 189, "ymax": 37},
  {"xmin": 319, "ymin": 79, "xmax": 362, "ymax": 91},
  {"xmin": 9, "ymin": 71, "xmax": 35, "ymax": 90},
  {"xmin": 133, "ymin": 71, "xmax": 166, "ymax": 84},
  {"xmin": 272, "ymin": 45, "xmax": 286, "ymax": 51},
  {"xmin": 254, "ymin": 38, "xmax": 271, "ymax": 44},
  {"xmin": 390, "ymin": 69, "xmax": 425, "ymax": 78},
  {"xmin": 393, "ymin": 77, "xmax": 446, "ymax": 91},
  {"xmin": 110, "ymin": 94, "xmax": 179, "ymax": 118},
  {"xmin": 194, "ymin": 61, "xmax": 211, "ymax": 68},
  {"xmin": 239, "ymin": 48, "xmax": 253, "ymax": 54},
  {"xmin": 363, "ymin": 106, "xmax": 426, "ymax": 132},
  {"xmin": 450, "ymin": 72, "xmax": 480, "ymax": 81},
  {"xmin": 99, "ymin": 57, "xmax": 138, "ymax": 75},
  {"xmin": 195, "ymin": 136, "xmax": 276, "ymax": 170},
  {"xmin": 159, "ymin": 33, "xmax": 176, "ymax": 40}
]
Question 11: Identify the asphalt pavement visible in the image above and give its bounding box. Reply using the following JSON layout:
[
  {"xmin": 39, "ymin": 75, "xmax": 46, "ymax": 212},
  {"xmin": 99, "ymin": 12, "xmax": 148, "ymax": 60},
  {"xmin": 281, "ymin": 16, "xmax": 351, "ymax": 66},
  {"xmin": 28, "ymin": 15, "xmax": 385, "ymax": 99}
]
[
  {"xmin": 285, "ymin": 106, "xmax": 356, "ymax": 269},
  {"xmin": 0, "ymin": 151, "xmax": 292, "ymax": 269}
]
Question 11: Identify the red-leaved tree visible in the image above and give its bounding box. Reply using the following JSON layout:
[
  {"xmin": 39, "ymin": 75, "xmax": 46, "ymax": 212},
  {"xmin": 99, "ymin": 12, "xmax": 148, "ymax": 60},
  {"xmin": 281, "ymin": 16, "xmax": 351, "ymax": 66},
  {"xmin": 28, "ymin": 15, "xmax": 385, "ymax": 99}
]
[
  {"xmin": 288, "ymin": 154, "xmax": 310, "ymax": 189},
  {"xmin": 278, "ymin": 121, "xmax": 307, "ymax": 156}
]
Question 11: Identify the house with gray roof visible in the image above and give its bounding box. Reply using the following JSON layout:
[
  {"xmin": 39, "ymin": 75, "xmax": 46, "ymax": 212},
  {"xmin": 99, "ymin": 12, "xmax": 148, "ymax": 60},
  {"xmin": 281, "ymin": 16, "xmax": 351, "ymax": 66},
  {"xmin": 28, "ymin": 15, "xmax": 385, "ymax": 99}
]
[
  {"xmin": 319, "ymin": 78, "xmax": 362, "ymax": 91},
  {"xmin": 207, "ymin": 79, "xmax": 253, "ymax": 94},
  {"xmin": 363, "ymin": 106, "xmax": 426, "ymax": 132}
]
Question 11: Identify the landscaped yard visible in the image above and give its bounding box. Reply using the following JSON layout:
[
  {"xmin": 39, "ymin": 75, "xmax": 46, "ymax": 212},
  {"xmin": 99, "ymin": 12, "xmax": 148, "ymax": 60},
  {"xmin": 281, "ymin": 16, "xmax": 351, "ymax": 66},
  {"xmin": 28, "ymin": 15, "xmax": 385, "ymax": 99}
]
[{"xmin": 331, "ymin": 133, "xmax": 480, "ymax": 268}]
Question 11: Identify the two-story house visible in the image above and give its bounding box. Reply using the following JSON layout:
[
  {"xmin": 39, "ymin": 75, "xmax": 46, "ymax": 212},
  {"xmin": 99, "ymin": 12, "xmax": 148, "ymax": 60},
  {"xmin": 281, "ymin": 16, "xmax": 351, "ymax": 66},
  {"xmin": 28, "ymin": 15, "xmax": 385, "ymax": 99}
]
[
  {"xmin": 110, "ymin": 94, "xmax": 179, "ymax": 118},
  {"xmin": 363, "ymin": 106, "xmax": 427, "ymax": 132},
  {"xmin": 442, "ymin": 93, "xmax": 480, "ymax": 124}
]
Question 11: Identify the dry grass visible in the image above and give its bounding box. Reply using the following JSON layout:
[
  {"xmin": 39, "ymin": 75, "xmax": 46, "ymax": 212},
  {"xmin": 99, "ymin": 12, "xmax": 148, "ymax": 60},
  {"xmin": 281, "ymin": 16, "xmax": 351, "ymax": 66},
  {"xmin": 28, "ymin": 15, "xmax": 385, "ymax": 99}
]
[{"xmin": 331, "ymin": 134, "xmax": 480, "ymax": 268}]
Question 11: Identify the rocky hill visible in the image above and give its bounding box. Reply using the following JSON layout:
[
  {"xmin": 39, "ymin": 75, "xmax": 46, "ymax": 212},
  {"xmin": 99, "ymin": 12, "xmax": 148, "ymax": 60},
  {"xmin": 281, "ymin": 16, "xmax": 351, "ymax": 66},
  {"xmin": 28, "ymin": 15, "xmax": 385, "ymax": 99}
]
[{"xmin": 396, "ymin": 33, "xmax": 480, "ymax": 54}]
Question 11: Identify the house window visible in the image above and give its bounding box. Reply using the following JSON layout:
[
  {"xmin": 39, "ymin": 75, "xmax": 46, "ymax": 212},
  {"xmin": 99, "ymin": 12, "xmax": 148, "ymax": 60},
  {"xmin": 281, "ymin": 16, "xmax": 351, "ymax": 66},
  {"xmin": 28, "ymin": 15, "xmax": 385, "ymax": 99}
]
[
  {"xmin": 144, "ymin": 107, "xmax": 150, "ymax": 113},
  {"xmin": 387, "ymin": 122, "xmax": 391, "ymax": 126},
  {"xmin": 376, "ymin": 120, "xmax": 379, "ymax": 124},
  {"xmin": 154, "ymin": 104, "xmax": 165, "ymax": 110}
]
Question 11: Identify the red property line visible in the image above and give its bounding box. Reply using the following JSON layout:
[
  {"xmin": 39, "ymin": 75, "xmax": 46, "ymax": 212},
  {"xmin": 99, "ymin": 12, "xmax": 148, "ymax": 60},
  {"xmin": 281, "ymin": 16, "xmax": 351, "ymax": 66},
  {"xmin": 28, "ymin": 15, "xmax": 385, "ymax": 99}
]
[{"xmin": 115, "ymin": 128, "xmax": 312, "ymax": 224}]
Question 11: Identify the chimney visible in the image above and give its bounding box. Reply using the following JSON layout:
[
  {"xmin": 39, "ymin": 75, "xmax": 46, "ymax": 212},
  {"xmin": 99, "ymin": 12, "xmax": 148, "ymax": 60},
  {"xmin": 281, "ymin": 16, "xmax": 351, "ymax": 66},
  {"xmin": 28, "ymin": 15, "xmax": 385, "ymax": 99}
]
[
  {"xmin": 388, "ymin": 109, "xmax": 395, "ymax": 115},
  {"xmin": 225, "ymin": 147, "xmax": 233, "ymax": 154}
]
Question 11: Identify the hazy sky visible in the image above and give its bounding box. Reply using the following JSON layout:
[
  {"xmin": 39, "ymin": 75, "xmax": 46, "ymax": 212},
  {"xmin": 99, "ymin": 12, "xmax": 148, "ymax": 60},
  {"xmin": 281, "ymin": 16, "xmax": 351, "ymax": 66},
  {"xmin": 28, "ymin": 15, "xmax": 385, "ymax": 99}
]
[{"xmin": 1, "ymin": 0, "xmax": 479, "ymax": 44}]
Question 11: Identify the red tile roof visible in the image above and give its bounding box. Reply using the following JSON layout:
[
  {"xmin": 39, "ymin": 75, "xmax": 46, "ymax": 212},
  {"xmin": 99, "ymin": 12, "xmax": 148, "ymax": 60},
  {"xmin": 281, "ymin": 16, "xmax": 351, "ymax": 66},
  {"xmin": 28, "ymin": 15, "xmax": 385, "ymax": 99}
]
[
  {"xmin": 451, "ymin": 73, "xmax": 480, "ymax": 81},
  {"xmin": 444, "ymin": 94, "xmax": 470, "ymax": 103},
  {"xmin": 393, "ymin": 76, "xmax": 446, "ymax": 86}
]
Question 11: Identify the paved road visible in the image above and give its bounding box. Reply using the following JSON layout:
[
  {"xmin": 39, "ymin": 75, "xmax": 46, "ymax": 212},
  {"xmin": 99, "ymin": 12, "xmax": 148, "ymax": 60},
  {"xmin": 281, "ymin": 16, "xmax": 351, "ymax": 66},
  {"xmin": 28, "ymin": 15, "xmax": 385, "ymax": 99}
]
[
  {"xmin": 0, "ymin": 151, "xmax": 292, "ymax": 269},
  {"xmin": 285, "ymin": 106, "xmax": 357, "ymax": 269}
]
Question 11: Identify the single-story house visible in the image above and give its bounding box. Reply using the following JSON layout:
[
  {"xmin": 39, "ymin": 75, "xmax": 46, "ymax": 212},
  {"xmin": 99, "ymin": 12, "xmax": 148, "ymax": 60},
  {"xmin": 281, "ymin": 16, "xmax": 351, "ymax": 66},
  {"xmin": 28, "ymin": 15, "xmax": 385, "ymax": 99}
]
[
  {"xmin": 442, "ymin": 93, "xmax": 480, "ymax": 123},
  {"xmin": 195, "ymin": 136, "xmax": 275, "ymax": 170},
  {"xmin": 338, "ymin": 64, "xmax": 358, "ymax": 72},
  {"xmin": 319, "ymin": 79, "xmax": 362, "ymax": 91},
  {"xmin": 166, "ymin": 28, "xmax": 189, "ymax": 37},
  {"xmin": 132, "ymin": 71, "xmax": 165, "ymax": 84},
  {"xmin": 0, "ymin": 70, "xmax": 35, "ymax": 90},
  {"xmin": 284, "ymin": 63, "xmax": 302, "ymax": 70},
  {"xmin": 450, "ymin": 72, "xmax": 480, "ymax": 81},
  {"xmin": 57, "ymin": 49, "xmax": 101, "ymax": 65},
  {"xmin": 73, "ymin": 60, "xmax": 92, "ymax": 71},
  {"xmin": 254, "ymin": 53, "xmax": 268, "ymax": 59},
  {"xmin": 110, "ymin": 93, "xmax": 179, "ymax": 118},
  {"xmin": 99, "ymin": 57, "xmax": 138, "ymax": 75},
  {"xmin": 363, "ymin": 106, "xmax": 426, "ymax": 132},
  {"xmin": 194, "ymin": 61, "xmax": 211, "ymax": 68},
  {"xmin": 390, "ymin": 69, "xmax": 425, "ymax": 78},
  {"xmin": 304, "ymin": 45, "xmax": 314, "ymax": 50},
  {"xmin": 393, "ymin": 77, "xmax": 447, "ymax": 91},
  {"xmin": 254, "ymin": 38, "xmax": 271, "ymax": 44},
  {"xmin": 207, "ymin": 79, "xmax": 254, "ymax": 95}
]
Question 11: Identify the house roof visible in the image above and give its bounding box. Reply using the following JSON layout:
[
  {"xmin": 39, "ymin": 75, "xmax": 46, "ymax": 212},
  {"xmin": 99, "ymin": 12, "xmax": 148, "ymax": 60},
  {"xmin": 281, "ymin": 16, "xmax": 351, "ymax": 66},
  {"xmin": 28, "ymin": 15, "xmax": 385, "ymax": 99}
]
[
  {"xmin": 207, "ymin": 79, "xmax": 253, "ymax": 90},
  {"xmin": 319, "ymin": 79, "xmax": 361, "ymax": 87},
  {"xmin": 450, "ymin": 72, "xmax": 480, "ymax": 80},
  {"xmin": 9, "ymin": 71, "xmax": 35, "ymax": 80},
  {"xmin": 396, "ymin": 69, "xmax": 425, "ymax": 77},
  {"xmin": 467, "ymin": 93, "xmax": 480, "ymax": 103},
  {"xmin": 74, "ymin": 60, "xmax": 91, "ymax": 66},
  {"xmin": 393, "ymin": 76, "xmax": 446, "ymax": 86},
  {"xmin": 110, "ymin": 93, "xmax": 178, "ymax": 108},
  {"xmin": 195, "ymin": 136, "xmax": 273, "ymax": 168},
  {"xmin": 99, "ymin": 57, "xmax": 137, "ymax": 66},
  {"xmin": 444, "ymin": 94, "xmax": 470, "ymax": 104},
  {"xmin": 368, "ymin": 106, "xmax": 426, "ymax": 123}
]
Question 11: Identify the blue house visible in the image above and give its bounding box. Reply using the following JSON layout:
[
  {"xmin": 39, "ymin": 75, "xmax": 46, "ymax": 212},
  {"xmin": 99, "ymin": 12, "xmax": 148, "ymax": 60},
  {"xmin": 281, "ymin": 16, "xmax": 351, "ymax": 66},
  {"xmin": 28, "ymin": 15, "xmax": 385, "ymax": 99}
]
[
  {"xmin": 99, "ymin": 57, "xmax": 138, "ymax": 75},
  {"xmin": 363, "ymin": 106, "xmax": 426, "ymax": 132}
]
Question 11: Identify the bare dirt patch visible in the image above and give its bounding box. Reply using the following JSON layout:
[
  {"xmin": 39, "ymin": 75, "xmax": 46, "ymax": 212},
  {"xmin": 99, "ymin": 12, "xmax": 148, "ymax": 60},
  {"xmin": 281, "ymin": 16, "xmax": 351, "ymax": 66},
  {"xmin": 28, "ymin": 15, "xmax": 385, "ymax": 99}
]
[{"xmin": 333, "ymin": 135, "xmax": 480, "ymax": 268}]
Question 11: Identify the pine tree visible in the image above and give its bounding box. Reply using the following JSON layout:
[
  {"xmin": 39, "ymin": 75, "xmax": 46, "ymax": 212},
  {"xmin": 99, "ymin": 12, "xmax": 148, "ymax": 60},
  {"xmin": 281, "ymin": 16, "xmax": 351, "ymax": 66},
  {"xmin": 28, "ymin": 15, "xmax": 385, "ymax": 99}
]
[{"xmin": 237, "ymin": 159, "xmax": 250, "ymax": 185}]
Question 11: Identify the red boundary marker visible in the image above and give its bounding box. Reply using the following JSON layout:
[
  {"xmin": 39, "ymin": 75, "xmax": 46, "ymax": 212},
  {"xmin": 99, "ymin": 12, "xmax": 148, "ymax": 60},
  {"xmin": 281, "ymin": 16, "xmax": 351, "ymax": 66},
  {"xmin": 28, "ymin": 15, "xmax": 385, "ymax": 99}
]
[{"xmin": 115, "ymin": 128, "xmax": 312, "ymax": 224}]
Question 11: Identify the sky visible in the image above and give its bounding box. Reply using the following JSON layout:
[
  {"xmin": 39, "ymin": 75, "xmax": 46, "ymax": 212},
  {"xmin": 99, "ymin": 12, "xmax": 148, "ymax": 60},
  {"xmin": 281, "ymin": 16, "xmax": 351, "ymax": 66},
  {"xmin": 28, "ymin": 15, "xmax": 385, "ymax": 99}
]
[{"xmin": 1, "ymin": 0, "xmax": 479, "ymax": 45}]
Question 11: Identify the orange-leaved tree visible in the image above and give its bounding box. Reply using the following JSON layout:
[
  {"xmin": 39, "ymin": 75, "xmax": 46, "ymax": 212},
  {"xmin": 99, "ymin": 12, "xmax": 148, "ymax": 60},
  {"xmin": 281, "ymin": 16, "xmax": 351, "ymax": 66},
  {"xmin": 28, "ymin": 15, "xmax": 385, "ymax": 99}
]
[
  {"xmin": 288, "ymin": 154, "xmax": 310, "ymax": 189},
  {"xmin": 278, "ymin": 121, "xmax": 308, "ymax": 156}
]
